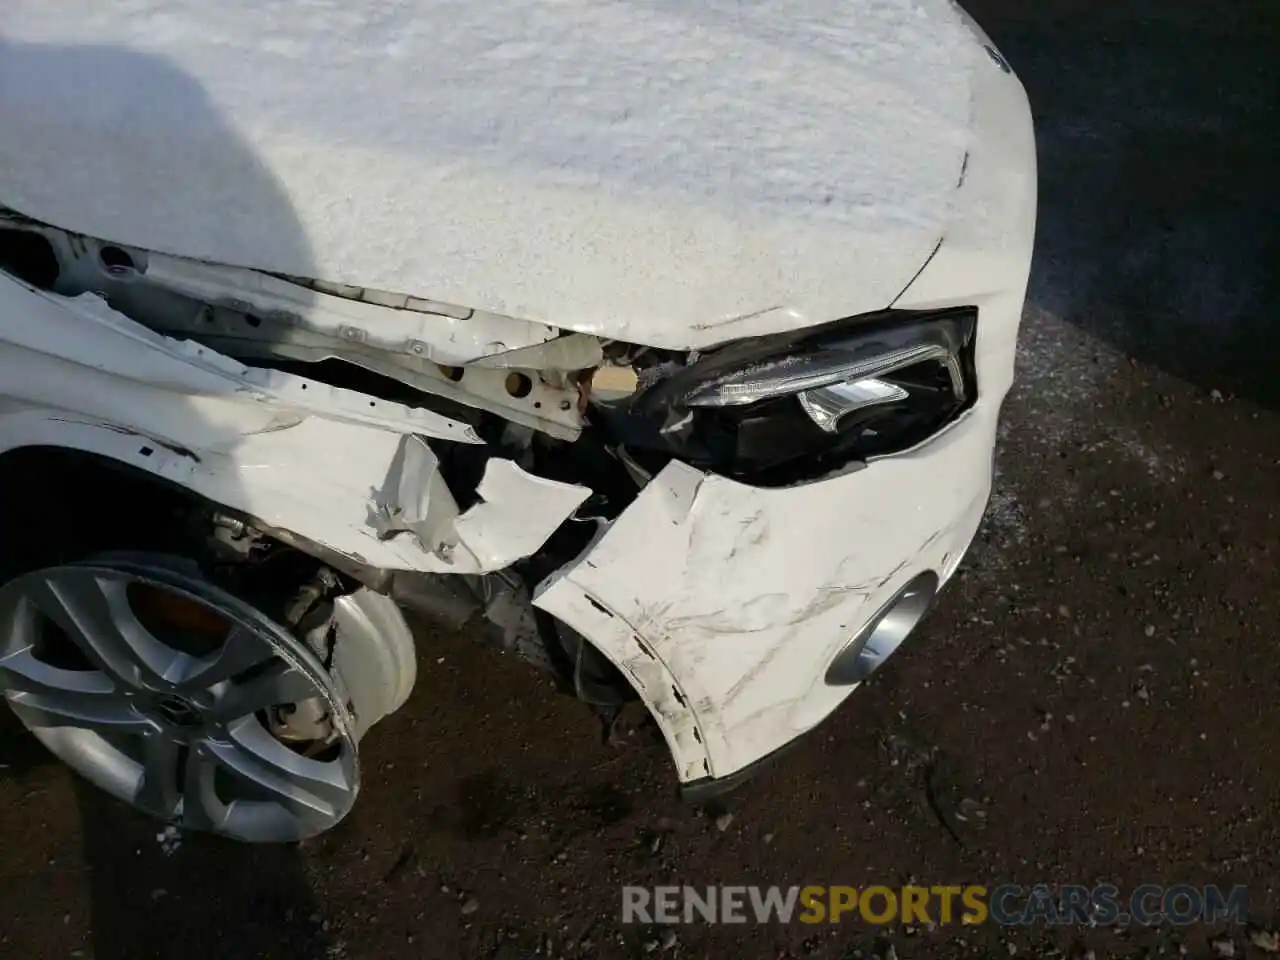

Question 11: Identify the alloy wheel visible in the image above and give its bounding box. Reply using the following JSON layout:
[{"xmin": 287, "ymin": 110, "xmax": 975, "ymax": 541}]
[{"xmin": 0, "ymin": 558, "xmax": 361, "ymax": 842}]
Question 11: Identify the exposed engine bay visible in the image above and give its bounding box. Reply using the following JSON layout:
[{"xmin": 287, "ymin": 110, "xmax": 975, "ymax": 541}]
[{"xmin": 0, "ymin": 206, "xmax": 979, "ymax": 717}]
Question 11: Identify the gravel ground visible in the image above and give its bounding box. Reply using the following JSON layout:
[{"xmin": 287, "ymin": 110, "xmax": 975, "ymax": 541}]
[{"xmin": 1, "ymin": 1, "xmax": 1277, "ymax": 958}]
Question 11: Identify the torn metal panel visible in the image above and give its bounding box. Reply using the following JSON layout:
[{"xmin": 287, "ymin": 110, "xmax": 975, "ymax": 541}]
[
  {"xmin": 0, "ymin": 404, "xmax": 449, "ymax": 573},
  {"xmin": 2, "ymin": 273, "xmax": 593, "ymax": 580},
  {"xmin": 365, "ymin": 438, "xmax": 593, "ymax": 576},
  {"xmin": 372, "ymin": 436, "xmax": 460, "ymax": 550},
  {"xmin": 0, "ymin": 271, "xmax": 468, "ymax": 572},
  {"xmin": 0, "ymin": 278, "xmax": 480, "ymax": 444},
  {"xmin": 534, "ymin": 403, "xmax": 1003, "ymax": 781},
  {"xmin": 368, "ymin": 440, "xmax": 601, "ymax": 575},
  {"xmin": 534, "ymin": 574, "xmax": 717, "ymax": 784},
  {"xmin": 449, "ymin": 459, "xmax": 592, "ymax": 573}
]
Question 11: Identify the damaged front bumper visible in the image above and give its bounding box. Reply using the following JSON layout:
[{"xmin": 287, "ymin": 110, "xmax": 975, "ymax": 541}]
[
  {"xmin": 535, "ymin": 399, "xmax": 997, "ymax": 787},
  {"xmin": 534, "ymin": 33, "xmax": 1037, "ymax": 790}
]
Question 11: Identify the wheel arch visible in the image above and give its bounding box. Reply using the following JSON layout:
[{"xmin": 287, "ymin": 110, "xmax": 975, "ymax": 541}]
[
  {"xmin": 0, "ymin": 442, "xmax": 210, "ymax": 580},
  {"xmin": 0, "ymin": 433, "xmax": 389, "ymax": 590}
]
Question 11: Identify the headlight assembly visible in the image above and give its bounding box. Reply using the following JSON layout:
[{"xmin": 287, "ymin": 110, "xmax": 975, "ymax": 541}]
[{"xmin": 612, "ymin": 308, "xmax": 977, "ymax": 486}]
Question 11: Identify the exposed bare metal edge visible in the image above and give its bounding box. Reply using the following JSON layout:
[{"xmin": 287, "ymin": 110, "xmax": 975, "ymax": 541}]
[{"xmin": 0, "ymin": 273, "xmax": 590, "ymax": 577}]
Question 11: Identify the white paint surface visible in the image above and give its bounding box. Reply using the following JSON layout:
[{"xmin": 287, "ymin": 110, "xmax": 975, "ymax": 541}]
[
  {"xmin": 537, "ymin": 52, "xmax": 1038, "ymax": 781},
  {"xmin": 0, "ymin": 273, "xmax": 587, "ymax": 576},
  {"xmin": 453, "ymin": 459, "xmax": 592, "ymax": 572},
  {"xmin": 0, "ymin": 2, "xmax": 1038, "ymax": 787},
  {"xmin": 536, "ymin": 413, "xmax": 997, "ymax": 779},
  {"xmin": 1, "ymin": 0, "xmax": 974, "ymax": 345}
]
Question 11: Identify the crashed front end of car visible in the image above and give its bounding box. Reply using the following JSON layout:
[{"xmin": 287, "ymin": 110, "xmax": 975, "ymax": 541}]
[
  {"xmin": 0, "ymin": 0, "xmax": 1035, "ymax": 835},
  {"xmin": 533, "ymin": 306, "xmax": 991, "ymax": 790}
]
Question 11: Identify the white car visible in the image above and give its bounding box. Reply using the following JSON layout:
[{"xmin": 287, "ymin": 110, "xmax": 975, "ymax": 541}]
[{"xmin": 0, "ymin": 0, "xmax": 1035, "ymax": 840}]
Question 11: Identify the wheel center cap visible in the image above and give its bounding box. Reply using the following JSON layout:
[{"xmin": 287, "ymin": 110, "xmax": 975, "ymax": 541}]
[{"xmin": 153, "ymin": 693, "xmax": 202, "ymax": 727}]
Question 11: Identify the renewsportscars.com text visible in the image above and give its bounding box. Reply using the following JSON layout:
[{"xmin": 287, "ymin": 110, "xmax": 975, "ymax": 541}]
[{"xmin": 621, "ymin": 884, "xmax": 1248, "ymax": 926}]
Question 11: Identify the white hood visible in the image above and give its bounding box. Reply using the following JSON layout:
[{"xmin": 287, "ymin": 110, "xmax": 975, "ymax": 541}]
[{"xmin": 0, "ymin": 0, "xmax": 976, "ymax": 347}]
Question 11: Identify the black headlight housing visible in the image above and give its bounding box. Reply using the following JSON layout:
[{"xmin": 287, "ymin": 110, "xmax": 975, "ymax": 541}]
[{"xmin": 602, "ymin": 308, "xmax": 978, "ymax": 487}]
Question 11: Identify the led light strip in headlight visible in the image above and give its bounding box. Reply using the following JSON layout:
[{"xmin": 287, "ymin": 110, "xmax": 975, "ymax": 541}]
[
  {"xmin": 685, "ymin": 342, "xmax": 964, "ymax": 408},
  {"xmin": 797, "ymin": 378, "xmax": 910, "ymax": 433},
  {"xmin": 624, "ymin": 308, "xmax": 978, "ymax": 486},
  {"xmin": 685, "ymin": 341, "xmax": 966, "ymax": 434}
]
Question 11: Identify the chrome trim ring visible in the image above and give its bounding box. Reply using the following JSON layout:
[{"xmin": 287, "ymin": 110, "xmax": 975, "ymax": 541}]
[{"xmin": 825, "ymin": 571, "xmax": 939, "ymax": 686}]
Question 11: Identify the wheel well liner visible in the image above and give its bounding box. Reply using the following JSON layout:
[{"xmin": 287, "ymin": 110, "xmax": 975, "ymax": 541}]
[{"xmin": 0, "ymin": 445, "xmax": 208, "ymax": 579}]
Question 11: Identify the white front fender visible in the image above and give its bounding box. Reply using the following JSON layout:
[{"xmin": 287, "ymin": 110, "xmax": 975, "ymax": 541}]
[{"xmin": 0, "ymin": 271, "xmax": 588, "ymax": 574}]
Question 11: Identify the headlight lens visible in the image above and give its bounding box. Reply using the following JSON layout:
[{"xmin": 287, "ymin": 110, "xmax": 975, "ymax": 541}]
[
  {"xmin": 797, "ymin": 378, "xmax": 910, "ymax": 433},
  {"xmin": 619, "ymin": 308, "xmax": 977, "ymax": 486},
  {"xmin": 684, "ymin": 340, "xmax": 963, "ymax": 410}
]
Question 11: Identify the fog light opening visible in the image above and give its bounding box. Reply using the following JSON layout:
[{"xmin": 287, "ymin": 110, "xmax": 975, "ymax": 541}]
[{"xmin": 824, "ymin": 571, "xmax": 939, "ymax": 686}]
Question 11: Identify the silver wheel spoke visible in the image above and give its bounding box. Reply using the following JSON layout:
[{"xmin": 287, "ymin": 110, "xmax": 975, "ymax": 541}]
[
  {"xmin": 6, "ymin": 685, "xmax": 149, "ymax": 735},
  {"xmin": 211, "ymin": 663, "xmax": 319, "ymax": 722},
  {"xmin": 25, "ymin": 571, "xmax": 180, "ymax": 688},
  {"xmin": 0, "ymin": 648, "xmax": 143, "ymax": 733},
  {"xmin": 135, "ymin": 733, "xmax": 183, "ymax": 817},
  {"xmin": 0, "ymin": 561, "xmax": 370, "ymax": 842},
  {"xmin": 181, "ymin": 748, "xmax": 229, "ymax": 831},
  {"xmin": 176, "ymin": 626, "xmax": 272, "ymax": 693},
  {"xmin": 208, "ymin": 718, "xmax": 351, "ymax": 818},
  {"xmin": 179, "ymin": 626, "xmax": 273, "ymax": 690},
  {"xmin": 0, "ymin": 646, "xmax": 117, "ymax": 699}
]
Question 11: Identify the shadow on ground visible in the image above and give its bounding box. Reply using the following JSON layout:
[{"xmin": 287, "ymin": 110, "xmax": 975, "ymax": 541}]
[
  {"xmin": 969, "ymin": 0, "xmax": 1280, "ymax": 408},
  {"xmin": 1, "ymin": 755, "xmax": 330, "ymax": 960},
  {"xmin": 75, "ymin": 776, "xmax": 330, "ymax": 960}
]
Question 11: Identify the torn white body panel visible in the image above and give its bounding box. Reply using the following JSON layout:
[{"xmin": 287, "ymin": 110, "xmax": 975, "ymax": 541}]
[
  {"xmin": 0, "ymin": 0, "xmax": 973, "ymax": 346},
  {"xmin": 535, "ymin": 404, "xmax": 996, "ymax": 781},
  {"xmin": 452, "ymin": 460, "xmax": 591, "ymax": 572},
  {"xmin": 0, "ymin": 271, "xmax": 588, "ymax": 575},
  {"xmin": 372, "ymin": 438, "xmax": 592, "ymax": 574}
]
